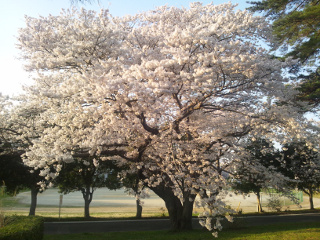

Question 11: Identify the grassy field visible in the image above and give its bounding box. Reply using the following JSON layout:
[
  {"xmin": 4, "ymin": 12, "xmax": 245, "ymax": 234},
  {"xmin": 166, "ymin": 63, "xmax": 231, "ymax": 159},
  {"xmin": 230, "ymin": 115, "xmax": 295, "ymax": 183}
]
[
  {"xmin": 44, "ymin": 221, "xmax": 320, "ymax": 240},
  {"xmin": 2, "ymin": 190, "xmax": 320, "ymax": 239}
]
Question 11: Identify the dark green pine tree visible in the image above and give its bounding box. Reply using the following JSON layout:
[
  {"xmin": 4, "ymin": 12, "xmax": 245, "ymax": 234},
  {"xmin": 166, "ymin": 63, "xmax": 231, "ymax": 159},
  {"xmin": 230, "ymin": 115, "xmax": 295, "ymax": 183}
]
[{"xmin": 248, "ymin": 0, "xmax": 320, "ymax": 107}]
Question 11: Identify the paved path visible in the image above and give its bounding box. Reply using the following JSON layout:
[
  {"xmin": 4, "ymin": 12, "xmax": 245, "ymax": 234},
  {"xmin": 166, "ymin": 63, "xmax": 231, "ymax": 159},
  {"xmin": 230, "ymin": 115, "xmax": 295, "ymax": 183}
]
[{"xmin": 44, "ymin": 213, "xmax": 320, "ymax": 235}]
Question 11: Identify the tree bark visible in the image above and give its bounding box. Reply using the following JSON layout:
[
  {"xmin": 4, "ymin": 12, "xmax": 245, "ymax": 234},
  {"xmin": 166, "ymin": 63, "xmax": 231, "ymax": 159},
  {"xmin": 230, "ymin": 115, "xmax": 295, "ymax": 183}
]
[
  {"xmin": 82, "ymin": 185, "xmax": 93, "ymax": 219},
  {"xmin": 308, "ymin": 189, "xmax": 314, "ymax": 210},
  {"xmin": 29, "ymin": 187, "xmax": 38, "ymax": 216},
  {"xmin": 180, "ymin": 195, "xmax": 195, "ymax": 230},
  {"xmin": 136, "ymin": 199, "xmax": 142, "ymax": 218},
  {"xmin": 150, "ymin": 184, "xmax": 195, "ymax": 231},
  {"xmin": 256, "ymin": 191, "xmax": 263, "ymax": 213},
  {"xmin": 164, "ymin": 193, "xmax": 184, "ymax": 231}
]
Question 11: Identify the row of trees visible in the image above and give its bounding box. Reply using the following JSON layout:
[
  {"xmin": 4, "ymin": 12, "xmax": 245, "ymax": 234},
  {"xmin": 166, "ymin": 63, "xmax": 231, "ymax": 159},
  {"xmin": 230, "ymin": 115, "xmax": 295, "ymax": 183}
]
[
  {"xmin": 0, "ymin": 1, "xmax": 319, "ymax": 237},
  {"xmin": 233, "ymin": 139, "xmax": 320, "ymax": 213},
  {"xmin": 0, "ymin": 136, "xmax": 144, "ymax": 218}
]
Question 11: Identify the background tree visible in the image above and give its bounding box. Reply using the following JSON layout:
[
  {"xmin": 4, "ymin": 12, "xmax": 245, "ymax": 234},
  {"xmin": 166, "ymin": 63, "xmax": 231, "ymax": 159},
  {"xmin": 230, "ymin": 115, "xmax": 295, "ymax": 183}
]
[
  {"xmin": 280, "ymin": 141, "xmax": 320, "ymax": 210},
  {"xmin": 55, "ymin": 158, "xmax": 121, "ymax": 218},
  {"xmin": 233, "ymin": 138, "xmax": 289, "ymax": 213},
  {"xmin": 0, "ymin": 151, "xmax": 44, "ymax": 216},
  {"xmin": 0, "ymin": 96, "xmax": 47, "ymax": 216},
  {"xmin": 122, "ymin": 171, "xmax": 149, "ymax": 219},
  {"xmin": 248, "ymin": 0, "xmax": 320, "ymax": 108},
  {"xmin": 0, "ymin": 144, "xmax": 25, "ymax": 195}
]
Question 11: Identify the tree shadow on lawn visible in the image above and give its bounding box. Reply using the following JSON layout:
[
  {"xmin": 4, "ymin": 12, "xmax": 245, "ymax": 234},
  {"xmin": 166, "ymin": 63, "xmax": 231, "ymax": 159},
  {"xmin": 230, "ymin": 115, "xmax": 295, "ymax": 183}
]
[{"xmin": 44, "ymin": 223, "xmax": 320, "ymax": 240}]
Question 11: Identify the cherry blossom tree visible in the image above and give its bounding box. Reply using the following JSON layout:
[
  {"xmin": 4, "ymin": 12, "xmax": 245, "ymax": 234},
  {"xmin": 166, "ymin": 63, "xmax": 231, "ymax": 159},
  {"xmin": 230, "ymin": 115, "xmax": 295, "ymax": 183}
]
[{"xmin": 17, "ymin": 3, "xmax": 308, "ymax": 236}]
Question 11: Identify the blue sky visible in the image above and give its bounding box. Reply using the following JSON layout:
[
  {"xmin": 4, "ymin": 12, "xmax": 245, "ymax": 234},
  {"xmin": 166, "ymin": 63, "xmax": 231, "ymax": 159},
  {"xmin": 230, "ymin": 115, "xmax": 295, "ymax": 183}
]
[{"xmin": 0, "ymin": 0, "xmax": 250, "ymax": 96}]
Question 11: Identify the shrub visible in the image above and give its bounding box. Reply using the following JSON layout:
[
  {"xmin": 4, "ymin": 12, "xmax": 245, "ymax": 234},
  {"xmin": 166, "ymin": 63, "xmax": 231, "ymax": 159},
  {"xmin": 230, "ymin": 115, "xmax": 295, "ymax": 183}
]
[
  {"xmin": 267, "ymin": 196, "xmax": 282, "ymax": 212},
  {"xmin": 0, "ymin": 216, "xmax": 44, "ymax": 240}
]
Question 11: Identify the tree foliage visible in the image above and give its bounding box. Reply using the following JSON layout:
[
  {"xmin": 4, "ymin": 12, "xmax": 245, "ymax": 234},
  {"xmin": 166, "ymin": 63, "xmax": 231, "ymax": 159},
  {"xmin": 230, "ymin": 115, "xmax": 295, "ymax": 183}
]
[
  {"xmin": 280, "ymin": 141, "xmax": 320, "ymax": 209},
  {"xmin": 0, "ymin": 146, "xmax": 43, "ymax": 216},
  {"xmin": 296, "ymin": 68, "xmax": 320, "ymax": 105},
  {"xmin": 0, "ymin": 96, "xmax": 46, "ymax": 216},
  {"xmin": 248, "ymin": 0, "xmax": 320, "ymax": 106},
  {"xmin": 248, "ymin": 0, "xmax": 319, "ymax": 63},
  {"xmin": 233, "ymin": 139, "xmax": 281, "ymax": 213},
  {"xmin": 55, "ymin": 159, "xmax": 121, "ymax": 218},
  {"xmin": 0, "ymin": 148, "xmax": 27, "ymax": 195}
]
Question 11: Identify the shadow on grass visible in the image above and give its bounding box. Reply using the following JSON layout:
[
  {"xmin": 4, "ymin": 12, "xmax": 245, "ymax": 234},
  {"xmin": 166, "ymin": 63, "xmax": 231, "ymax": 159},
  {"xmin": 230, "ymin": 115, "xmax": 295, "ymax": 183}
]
[{"xmin": 43, "ymin": 222, "xmax": 320, "ymax": 240}]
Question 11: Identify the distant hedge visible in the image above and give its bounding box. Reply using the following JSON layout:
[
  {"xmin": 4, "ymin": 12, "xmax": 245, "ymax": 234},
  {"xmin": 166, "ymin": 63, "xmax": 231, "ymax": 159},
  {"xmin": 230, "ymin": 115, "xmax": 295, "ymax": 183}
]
[{"xmin": 0, "ymin": 216, "xmax": 44, "ymax": 240}]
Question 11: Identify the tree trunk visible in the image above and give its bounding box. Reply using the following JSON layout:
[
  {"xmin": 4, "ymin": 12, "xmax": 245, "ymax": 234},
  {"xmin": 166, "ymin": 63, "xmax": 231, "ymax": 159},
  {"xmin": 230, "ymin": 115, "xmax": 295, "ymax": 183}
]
[
  {"xmin": 150, "ymin": 185, "xmax": 195, "ymax": 231},
  {"xmin": 180, "ymin": 195, "xmax": 195, "ymax": 230},
  {"xmin": 84, "ymin": 197, "xmax": 90, "ymax": 218},
  {"xmin": 29, "ymin": 187, "xmax": 38, "ymax": 216},
  {"xmin": 136, "ymin": 199, "xmax": 142, "ymax": 218},
  {"xmin": 256, "ymin": 191, "xmax": 263, "ymax": 213},
  {"xmin": 308, "ymin": 189, "xmax": 314, "ymax": 210},
  {"xmin": 165, "ymin": 193, "xmax": 184, "ymax": 231},
  {"xmin": 82, "ymin": 185, "xmax": 93, "ymax": 219}
]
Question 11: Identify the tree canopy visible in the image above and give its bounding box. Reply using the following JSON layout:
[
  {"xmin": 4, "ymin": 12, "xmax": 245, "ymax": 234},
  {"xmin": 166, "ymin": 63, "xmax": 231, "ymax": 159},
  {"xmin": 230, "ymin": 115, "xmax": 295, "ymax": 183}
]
[
  {"xmin": 280, "ymin": 141, "xmax": 320, "ymax": 209},
  {"xmin": 14, "ymin": 2, "xmax": 311, "ymax": 236},
  {"xmin": 233, "ymin": 139, "xmax": 284, "ymax": 213},
  {"xmin": 55, "ymin": 159, "xmax": 122, "ymax": 218}
]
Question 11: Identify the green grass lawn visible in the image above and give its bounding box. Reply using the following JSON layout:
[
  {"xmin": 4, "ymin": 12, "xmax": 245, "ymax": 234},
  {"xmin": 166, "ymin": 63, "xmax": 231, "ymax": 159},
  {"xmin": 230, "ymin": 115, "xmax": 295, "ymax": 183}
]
[{"xmin": 44, "ymin": 221, "xmax": 320, "ymax": 240}]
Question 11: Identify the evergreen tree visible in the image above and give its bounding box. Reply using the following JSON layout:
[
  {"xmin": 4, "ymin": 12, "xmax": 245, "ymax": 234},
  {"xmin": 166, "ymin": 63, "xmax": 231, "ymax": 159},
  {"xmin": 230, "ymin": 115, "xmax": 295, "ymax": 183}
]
[{"xmin": 248, "ymin": 0, "xmax": 320, "ymax": 107}]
